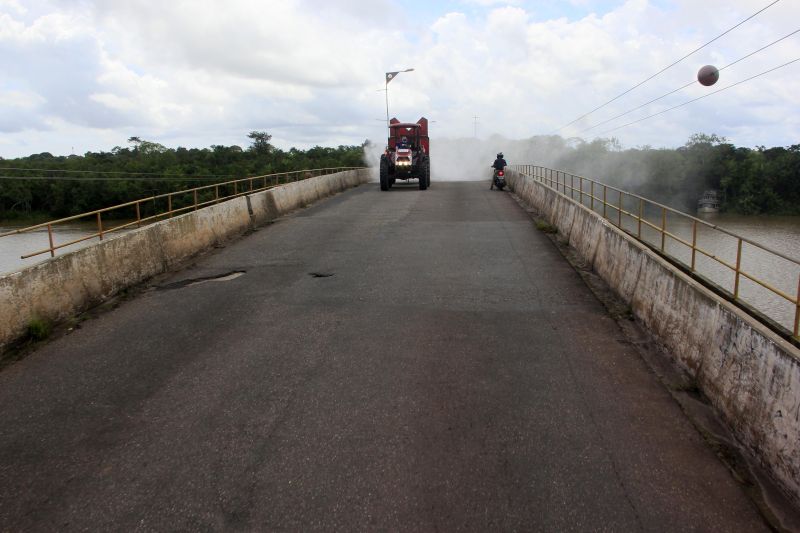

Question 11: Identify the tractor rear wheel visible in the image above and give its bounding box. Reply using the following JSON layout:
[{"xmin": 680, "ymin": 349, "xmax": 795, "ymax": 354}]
[
  {"xmin": 425, "ymin": 159, "xmax": 431, "ymax": 188},
  {"xmin": 380, "ymin": 159, "xmax": 389, "ymax": 191},
  {"xmin": 419, "ymin": 159, "xmax": 429, "ymax": 190}
]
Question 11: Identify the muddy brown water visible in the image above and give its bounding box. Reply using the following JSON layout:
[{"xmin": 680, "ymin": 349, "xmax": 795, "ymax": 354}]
[
  {"xmin": 0, "ymin": 221, "xmax": 133, "ymax": 276},
  {"xmin": 619, "ymin": 212, "xmax": 800, "ymax": 334}
]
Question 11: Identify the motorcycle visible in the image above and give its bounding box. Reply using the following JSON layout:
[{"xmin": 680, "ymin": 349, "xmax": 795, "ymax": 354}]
[{"xmin": 491, "ymin": 167, "xmax": 506, "ymax": 190}]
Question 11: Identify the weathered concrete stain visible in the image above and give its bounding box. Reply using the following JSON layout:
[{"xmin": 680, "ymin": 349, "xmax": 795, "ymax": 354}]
[
  {"xmin": 0, "ymin": 169, "xmax": 369, "ymax": 352},
  {"xmin": 507, "ymin": 169, "xmax": 800, "ymax": 504}
]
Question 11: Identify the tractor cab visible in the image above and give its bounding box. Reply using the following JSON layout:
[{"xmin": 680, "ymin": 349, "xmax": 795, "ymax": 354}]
[
  {"xmin": 388, "ymin": 123, "xmax": 421, "ymax": 152},
  {"xmin": 387, "ymin": 118, "xmax": 429, "ymax": 154}
]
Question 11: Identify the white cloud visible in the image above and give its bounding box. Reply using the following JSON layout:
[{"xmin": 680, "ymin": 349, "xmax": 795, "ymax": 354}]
[
  {"xmin": 0, "ymin": 89, "xmax": 44, "ymax": 108},
  {"xmin": 0, "ymin": 0, "xmax": 798, "ymax": 158},
  {"xmin": 0, "ymin": 0, "xmax": 25, "ymax": 16},
  {"xmin": 462, "ymin": 0, "xmax": 523, "ymax": 6}
]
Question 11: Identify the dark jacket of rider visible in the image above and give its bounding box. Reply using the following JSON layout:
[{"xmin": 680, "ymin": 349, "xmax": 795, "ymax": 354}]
[{"xmin": 492, "ymin": 157, "xmax": 507, "ymax": 170}]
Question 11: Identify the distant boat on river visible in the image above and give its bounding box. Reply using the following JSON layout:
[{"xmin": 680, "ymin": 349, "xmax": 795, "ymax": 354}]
[{"xmin": 697, "ymin": 190, "xmax": 721, "ymax": 214}]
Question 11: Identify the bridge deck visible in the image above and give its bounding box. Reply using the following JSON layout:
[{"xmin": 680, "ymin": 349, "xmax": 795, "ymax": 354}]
[{"xmin": 0, "ymin": 181, "xmax": 767, "ymax": 530}]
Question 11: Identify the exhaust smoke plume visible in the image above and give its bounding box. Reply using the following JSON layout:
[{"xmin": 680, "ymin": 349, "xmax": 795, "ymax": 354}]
[
  {"xmin": 362, "ymin": 133, "xmax": 787, "ymax": 215},
  {"xmin": 363, "ymin": 134, "xmax": 575, "ymax": 183}
]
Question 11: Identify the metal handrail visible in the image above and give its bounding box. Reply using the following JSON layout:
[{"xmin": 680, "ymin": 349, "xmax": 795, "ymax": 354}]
[
  {"xmin": 1, "ymin": 167, "xmax": 364, "ymax": 260},
  {"xmin": 512, "ymin": 164, "xmax": 800, "ymax": 340}
]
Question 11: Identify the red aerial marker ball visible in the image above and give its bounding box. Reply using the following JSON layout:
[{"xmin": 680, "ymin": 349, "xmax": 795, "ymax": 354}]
[{"xmin": 698, "ymin": 65, "xmax": 719, "ymax": 86}]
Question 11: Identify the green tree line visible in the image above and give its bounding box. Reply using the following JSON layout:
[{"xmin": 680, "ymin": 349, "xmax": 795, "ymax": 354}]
[{"xmin": 0, "ymin": 132, "xmax": 365, "ymax": 221}]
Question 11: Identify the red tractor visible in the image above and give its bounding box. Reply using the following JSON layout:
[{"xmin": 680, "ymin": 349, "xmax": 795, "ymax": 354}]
[{"xmin": 379, "ymin": 117, "xmax": 431, "ymax": 191}]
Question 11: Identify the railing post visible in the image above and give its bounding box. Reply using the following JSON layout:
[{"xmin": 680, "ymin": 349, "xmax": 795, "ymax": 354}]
[
  {"xmin": 691, "ymin": 221, "xmax": 698, "ymax": 271},
  {"xmin": 47, "ymin": 224, "xmax": 55, "ymax": 258},
  {"xmin": 734, "ymin": 238, "xmax": 743, "ymax": 299},
  {"xmin": 794, "ymin": 274, "xmax": 799, "ymax": 339},
  {"xmin": 660, "ymin": 207, "xmax": 666, "ymax": 251},
  {"xmin": 97, "ymin": 212, "xmax": 104, "ymax": 240},
  {"xmin": 193, "ymin": 190, "xmax": 198, "ymax": 211},
  {"xmin": 571, "ymin": 174, "xmax": 574, "ymax": 200},
  {"xmin": 579, "ymin": 178, "xmax": 583, "ymax": 206},
  {"xmin": 590, "ymin": 181, "xmax": 594, "ymax": 212},
  {"xmin": 617, "ymin": 191, "xmax": 622, "ymax": 227},
  {"xmin": 638, "ymin": 199, "xmax": 643, "ymax": 238},
  {"xmin": 135, "ymin": 201, "xmax": 141, "ymax": 227},
  {"xmin": 234, "ymin": 181, "xmax": 238, "ymax": 195},
  {"xmin": 602, "ymin": 186, "xmax": 607, "ymax": 218},
  {"xmin": 168, "ymin": 194, "xmax": 173, "ymax": 218}
]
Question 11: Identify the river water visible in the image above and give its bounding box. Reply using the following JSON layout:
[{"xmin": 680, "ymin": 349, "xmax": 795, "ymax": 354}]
[
  {"xmin": 618, "ymin": 212, "xmax": 800, "ymax": 334},
  {"xmin": 2, "ymin": 212, "xmax": 799, "ymax": 332},
  {"xmin": 0, "ymin": 221, "xmax": 132, "ymax": 275}
]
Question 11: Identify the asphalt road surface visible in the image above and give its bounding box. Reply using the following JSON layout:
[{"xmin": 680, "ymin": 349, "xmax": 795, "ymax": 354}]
[{"xmin": 0, "ymin": 181, "xmax": 768, "ymax": 531}]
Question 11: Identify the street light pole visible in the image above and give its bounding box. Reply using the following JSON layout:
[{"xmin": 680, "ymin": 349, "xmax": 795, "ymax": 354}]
[{"xmin": 385, "ymin": 68, "xmax": 414, "ymax": 131}]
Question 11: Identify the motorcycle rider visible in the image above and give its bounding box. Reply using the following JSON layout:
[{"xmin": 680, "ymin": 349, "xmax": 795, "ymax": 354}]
[{"xmin": 491, "ymin": 152, "xmax": 507, "ymax": 189}]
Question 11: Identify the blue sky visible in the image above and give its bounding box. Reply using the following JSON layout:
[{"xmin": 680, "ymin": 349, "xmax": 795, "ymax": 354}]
[{"xmin": 0, "ymin": 0, "xmax": 798, "ymax": 157}]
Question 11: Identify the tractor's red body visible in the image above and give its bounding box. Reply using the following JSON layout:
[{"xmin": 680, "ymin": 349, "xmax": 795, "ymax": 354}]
[{"xmin": 379, "ymin": 117, "xmax": 431, "ymax": 191}]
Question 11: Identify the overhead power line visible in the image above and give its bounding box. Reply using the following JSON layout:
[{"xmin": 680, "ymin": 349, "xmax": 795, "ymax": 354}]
[
  {"xmin": 553, "ymin": 0, "xmax": 781, "ymax": 133},
  {"xmin": 576, "ymin": 27, "xmax": 800, "ymax": 135},
  {"xmin": 594, "ymin": 56, "xmax": 800, "ymax": 136}
]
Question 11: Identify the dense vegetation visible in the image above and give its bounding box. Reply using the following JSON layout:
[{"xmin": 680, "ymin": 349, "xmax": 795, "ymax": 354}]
[
  {"xmin": 2, "ymin": 132, "xmax": 798, "ymax": 220},
  {"xmin": 0, "ymin": 132, "xmax": 365, "ymax": 221},
  {"xmin": 512, "ymin": 133, "xmax": 800, "ymax": 215}
]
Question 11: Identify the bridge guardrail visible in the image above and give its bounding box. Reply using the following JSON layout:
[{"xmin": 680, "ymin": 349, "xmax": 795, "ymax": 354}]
[
  {"xmin": 512, "ymin": 164, "xmax": 800, "ymax": 341},
  {"xmin": 0, "ymin": 167, "xmax": 365, "ymax": 261}
]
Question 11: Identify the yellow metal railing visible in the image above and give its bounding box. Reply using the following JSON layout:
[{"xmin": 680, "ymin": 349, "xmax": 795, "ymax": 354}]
[
  {"xmin": 1, "ymin": 167, "xmax": 364, "ymax": 261},
  {"xmin": 512, "ymin": 164, "xmax": 800, "ymax": 341}
]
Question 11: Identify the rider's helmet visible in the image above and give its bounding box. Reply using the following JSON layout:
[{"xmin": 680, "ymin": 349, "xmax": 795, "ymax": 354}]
[
  {"xmin": 497, "ymin": 152, "xmax": 503, "ymax": 158},
  {"xmin": 401, "ymin": 136, "xmax": 408, "ymax": 144}
]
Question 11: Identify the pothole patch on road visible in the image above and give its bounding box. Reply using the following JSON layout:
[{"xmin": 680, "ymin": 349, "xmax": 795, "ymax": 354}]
[
  {"xmin": 158, "ymin": 270, "xmax": 246, "ymax": 290},
  {"xmin": 308, "ymin": 272, "xmax": 334, "ymax": 278}
]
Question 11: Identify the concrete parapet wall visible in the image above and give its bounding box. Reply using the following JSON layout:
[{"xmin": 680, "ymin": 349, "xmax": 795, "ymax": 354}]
[
  {"xmin": 507, "ymin": 169, "xmax": 800, "ymax": 502},
  {"xmin": 0, "ymin": 169, "xmax": 369, "ymax": 352}
]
